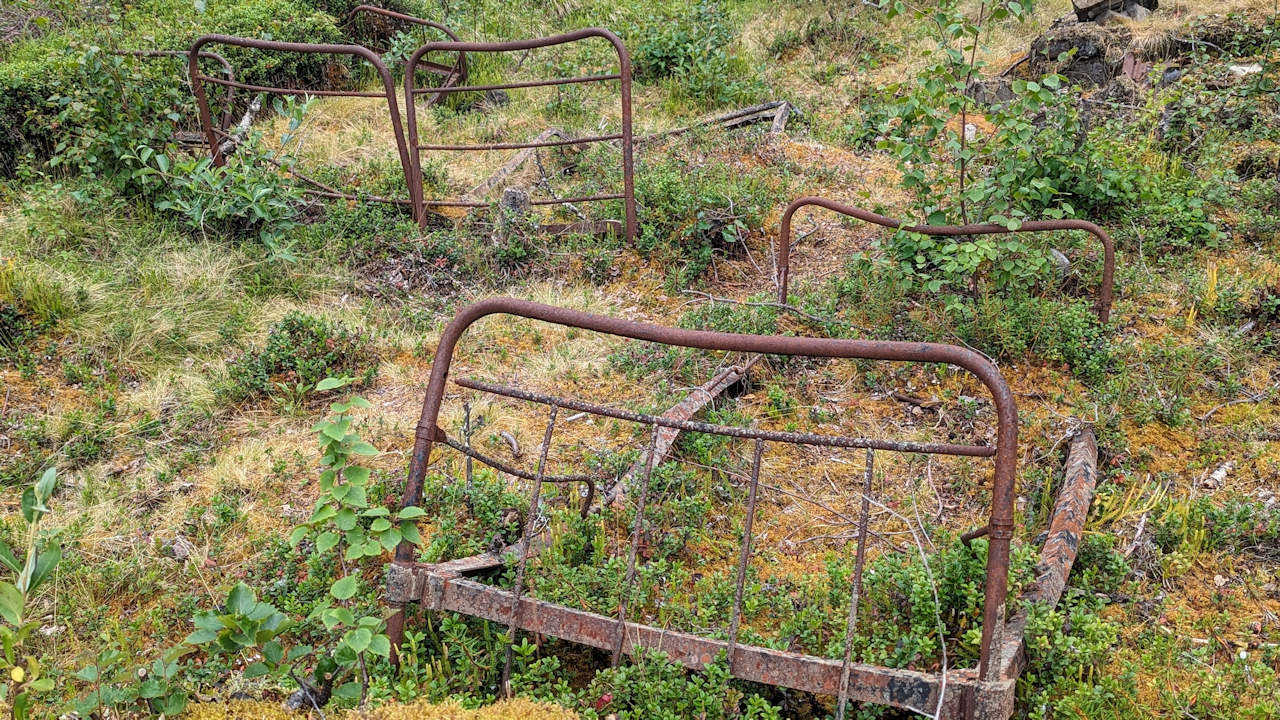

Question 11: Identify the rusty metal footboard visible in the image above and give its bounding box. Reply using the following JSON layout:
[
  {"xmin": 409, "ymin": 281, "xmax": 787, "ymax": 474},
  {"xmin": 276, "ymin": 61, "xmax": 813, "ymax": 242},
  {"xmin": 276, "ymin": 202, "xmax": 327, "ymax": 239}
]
[
  {"xmin": 775, "ymin": 196, "xmax": 1116, "ymax": 323},
  {"xmin": 403, "ymin": 30, "xmax": 636, "ymax": 240},
  {"xmin": 186, "ymin": 8, "xmax": 463, "ymax": 208},
  {"xmin": 383, "ymin": 297, "xmax": 1100, "ymax": 719}
]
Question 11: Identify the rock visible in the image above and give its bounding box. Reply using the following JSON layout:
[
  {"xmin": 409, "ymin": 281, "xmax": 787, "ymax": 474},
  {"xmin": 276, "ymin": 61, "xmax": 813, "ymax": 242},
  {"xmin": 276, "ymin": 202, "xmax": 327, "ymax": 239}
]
[
  {"xmin": 1229, "ymin": 63, "xmax": 1263, "ymax": 76},
  {"xmin": 1126, "ymin": 5, "xmax": 1151, "ymax": 21},
  {"xmin": 1050, "ymin": 248, "xmax": 1072, "ymax": 278},
  {"xmin": 161, "ymin": 534, "xmax": 195, "ymax": 562},
  {"xmin": 1028, "ymin": 21, "xmax": 1132, "ymax": 87}
]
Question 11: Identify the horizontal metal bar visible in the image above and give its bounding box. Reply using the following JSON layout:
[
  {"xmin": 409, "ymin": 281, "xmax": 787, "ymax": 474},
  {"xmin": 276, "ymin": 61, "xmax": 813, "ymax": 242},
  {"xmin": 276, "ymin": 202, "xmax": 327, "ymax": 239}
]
[
  {"xmin": 194, "ymin": 74, "xmax": 387, "ymax": 97},
  {"xmin": 454, "ymin": 377, "xmax": 995, "ymax": 457},
  {"xmin": 301, "ymin": 188, "xmax": 413, "ymax": 205},
  {"xmin": 437, "ymin": 432, "xmax": 604, "ymax": 484},
  {"xmin": 423, "ymin": 193, "xmax": 623, "ymax": 209},
  {"xmin": 418, "ymin": 133, "xmax": 623, "ymax": 151},
  {"xmin": 388, "ymin": 565, "xmax": 1012, "ymax": 717},
  {"xmin": 412, "ymin": 73, "xmax": 621, "ymax": 95}
]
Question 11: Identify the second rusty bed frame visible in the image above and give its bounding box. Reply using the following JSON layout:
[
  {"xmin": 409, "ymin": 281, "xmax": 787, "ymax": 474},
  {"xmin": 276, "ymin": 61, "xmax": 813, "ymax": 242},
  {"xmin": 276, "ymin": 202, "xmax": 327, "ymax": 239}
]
[
  {"xmin": 383, "ymin": 297, "xmax": 1101, "ymax": 720},
  {"xmin": 183, "ymin": 16, "xmax": 634, "ymax": 237},
  {"xmin": 186, "ymin": 5, "xmax": 466, "ymax": 207},
  {"xmin": 403, "ymin": 28, "xmax": 635, "ymax": 240},
  {"xmin": 776, "ymin": 196, "xmax": 1116, "ymax": 323}
]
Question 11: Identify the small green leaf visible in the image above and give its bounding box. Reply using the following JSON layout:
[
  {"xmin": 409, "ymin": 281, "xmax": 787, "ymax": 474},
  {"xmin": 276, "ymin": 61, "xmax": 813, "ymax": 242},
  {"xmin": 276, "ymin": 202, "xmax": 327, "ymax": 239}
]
[
  {"xmin": 397, "ymin": 506, "xmax": 426, "ymax": 519},
  {"xmin": 333, "ymin": 681, "xmax": 362, "ymax": 700},
  {"xmin": 344, "ymin": 627, "xmax": 372, "ymax": 653},
  {"xmin": 367, "ymin": 634, "xmax": 391, "ymax": 658},
  {"xmin": 316, "ymin": 531, "xmax": 339, "ymax": 554},
  {"xmin": 35, "ymin": 467, "xmax": 56, "ymax": 503},
  {"xmin": 0, "ymin": 583, "xmax": 23, "ymax": 625},
  {"xmin": 330, "ymin": 575, "xmax": 358, "ymax": 601},
  {"xmin": 314, "ymin": 377, "xmax": 351, "ymax": 392},
  {"xmin": 226, "ymin": 583, "xmax": 256, "ymax": 615}
]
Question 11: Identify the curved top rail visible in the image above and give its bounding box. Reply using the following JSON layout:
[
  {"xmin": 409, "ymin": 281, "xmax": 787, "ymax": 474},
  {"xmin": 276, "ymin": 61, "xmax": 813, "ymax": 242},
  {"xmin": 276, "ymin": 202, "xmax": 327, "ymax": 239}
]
[
  {"xmin": 393, "ymin": 296, "xmax": 1018, "ymax": 678},
  {"xmin": 343, "ymin": 5, "xmax": 466, "ymax": 82},
  {"xmin": 405, "ymin": 26, "xmax": 629, "ymax": 59},
  {"xmin": 776, "ymin": 196, "xmax": 1116, "ymax": 323}
]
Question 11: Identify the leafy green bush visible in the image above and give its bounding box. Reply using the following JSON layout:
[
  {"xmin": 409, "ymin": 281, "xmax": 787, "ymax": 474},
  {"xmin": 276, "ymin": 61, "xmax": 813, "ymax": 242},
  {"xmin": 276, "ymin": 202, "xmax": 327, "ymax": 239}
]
[
  {"xmin": 516, "ymin": 649, "xmax": 783, "ymax": 720},
  {"xmin": 956, "ymin": 295, "xmax": 1114, "ymax": 380},
  {"xmin": 0, "ymin": 49, "xmax": 73, "ymax": 176},
  {"xmin": 47, "ymin": 47, "xmax": 191, "ymax": 187},
  {"xmin": 206, "ymin": 0, "xmax": 344, "ymax": 88},
  {"xmin": 635, "ymin": 137, "xmax": 783, "ymax": 286},
  {"xmin": 220, "ymin": 311, "xmax": 374, "ymax": 402},
  {"xmin": 628, "ymin": 1, "xmax": 761, "ymax": 107}
]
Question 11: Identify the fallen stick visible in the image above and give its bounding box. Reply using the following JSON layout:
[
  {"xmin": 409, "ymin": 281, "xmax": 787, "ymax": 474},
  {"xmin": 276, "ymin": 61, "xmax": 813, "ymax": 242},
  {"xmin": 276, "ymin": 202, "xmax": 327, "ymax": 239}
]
[
  {"xmin": 636, "ymin": 101, "xmax": 796, "ymax": 144},
  {"xmin": 463, "ymin": 127, "xmax": 562, "ymax": 203},
  {"xmin": 218, "ymin": 94, "xmax": 262, "ymax": 156}
]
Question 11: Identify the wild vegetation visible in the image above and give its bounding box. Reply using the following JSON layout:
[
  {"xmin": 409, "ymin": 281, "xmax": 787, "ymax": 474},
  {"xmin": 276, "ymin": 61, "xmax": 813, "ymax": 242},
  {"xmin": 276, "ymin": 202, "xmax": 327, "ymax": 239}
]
[{"xmin": 1, "ymin": 0, "xmax": 1278, "ymax": 718}]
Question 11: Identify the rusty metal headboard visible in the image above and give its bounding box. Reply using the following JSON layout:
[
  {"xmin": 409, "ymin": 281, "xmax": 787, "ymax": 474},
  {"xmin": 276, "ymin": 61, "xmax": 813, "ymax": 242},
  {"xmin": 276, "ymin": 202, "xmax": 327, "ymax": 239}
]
[
  {"xmin": 403, "ymin": 29, "xmax": 636, "ymax": 240},
  {"xmin": 187, "ymin": 16, "xmax": 463, "ymax": 208},
  {"xmin": 776, "ymin": 196, "xmax": 1117, "ymax": 323},
  {"xmin": 384, "ymin": 297, "xmax": 1067, "ymax": 718}
]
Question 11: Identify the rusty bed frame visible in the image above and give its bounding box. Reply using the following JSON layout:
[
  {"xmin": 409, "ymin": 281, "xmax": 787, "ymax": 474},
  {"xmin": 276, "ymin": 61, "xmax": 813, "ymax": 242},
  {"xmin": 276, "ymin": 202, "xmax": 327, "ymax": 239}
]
[
  {"xmin": 403, "ymin": 29, "xmax": 636, "ymax": 240},
  {"xmin": 177, "ymin": 19, "xmax": 634, "ymax": 235},
  {"xmin": 776, "ymin": 196, "xmax": 1117, "ymax": 323},
  {"xmin": 383, "ymin": 296, "xmax": 1101, "ymax": 720},
  {"xmin": 185, "ymin": 5, "xmax": 465, "ymax": 207}
]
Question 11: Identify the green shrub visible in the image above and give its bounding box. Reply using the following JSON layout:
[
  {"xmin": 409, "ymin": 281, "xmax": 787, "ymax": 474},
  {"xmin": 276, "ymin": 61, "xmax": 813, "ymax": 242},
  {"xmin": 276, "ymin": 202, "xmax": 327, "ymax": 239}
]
[
  {"xmin": 515, "ymin": 649, "xmax": 784, "ymax": 720},
  {"xmin": 0, "ymin": 45, "xmax": 74, "ymax": 175},
  {"xmin": 955, "ymin": 295, "xmax": 1114, "ymax": 380},
  {"xmin": 220, "ymin": 311, "xmax": 375, "ymax": 402},
  {"xmin": 635, "ymin": 136, "xmax": 783, "ymax": 286},
  {"xmin": 47, "ymin": 47, "xmax": 193, "ymax": 187},
  {"xmin": 206, "ymin": 0, "xmax": 344, "ymax": 88},
  {"xmin": 628, "ymin": 1, "xmax": 761, "ymax": 107}
]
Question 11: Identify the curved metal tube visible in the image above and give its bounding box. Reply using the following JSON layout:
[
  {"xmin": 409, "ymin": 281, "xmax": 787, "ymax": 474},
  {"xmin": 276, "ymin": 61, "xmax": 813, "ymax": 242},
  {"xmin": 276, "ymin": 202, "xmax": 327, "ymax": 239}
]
[
  {"xmin": 342, "ymin": 4, "xmax": 467, "ymax": 83},
  {"xmin": 389, "ymin": 296, "xmax": 1018, "ymax": 680},
  {"xmin": 403, "ymin": 28, "xmax": 636, "ymax": 241},
  {"xmin": 776, "ymin": 196, "xmax": 1116, "ymax": 323}
]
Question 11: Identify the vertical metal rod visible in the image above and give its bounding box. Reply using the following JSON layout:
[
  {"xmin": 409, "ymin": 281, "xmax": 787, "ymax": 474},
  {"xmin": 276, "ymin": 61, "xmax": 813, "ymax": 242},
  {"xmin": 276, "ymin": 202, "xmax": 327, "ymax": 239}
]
[
  {"xmin": 836, "ymin": 448, "xmax": 875, "ymax": 720},
  {"xmin": 463, "ymin": 401, "xmax": 473, "ymax": 492},
  {"xmin": 725, "ymin": 437, "xmax": 764, "ymax": 673},
  {"xmin": 612, "ymin": 423, "xmax": 660, "ymax": 666},
  {"xmin": 500, "ymin": 404, "xmax": 558, "ymax": 696}
]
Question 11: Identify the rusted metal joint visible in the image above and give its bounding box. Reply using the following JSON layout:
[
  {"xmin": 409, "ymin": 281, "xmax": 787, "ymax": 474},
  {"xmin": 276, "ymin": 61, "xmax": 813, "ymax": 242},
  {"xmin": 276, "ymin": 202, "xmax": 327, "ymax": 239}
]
[{"xmin": 960, "ymin": 524, "xmax": 990, "ymax": 546}]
